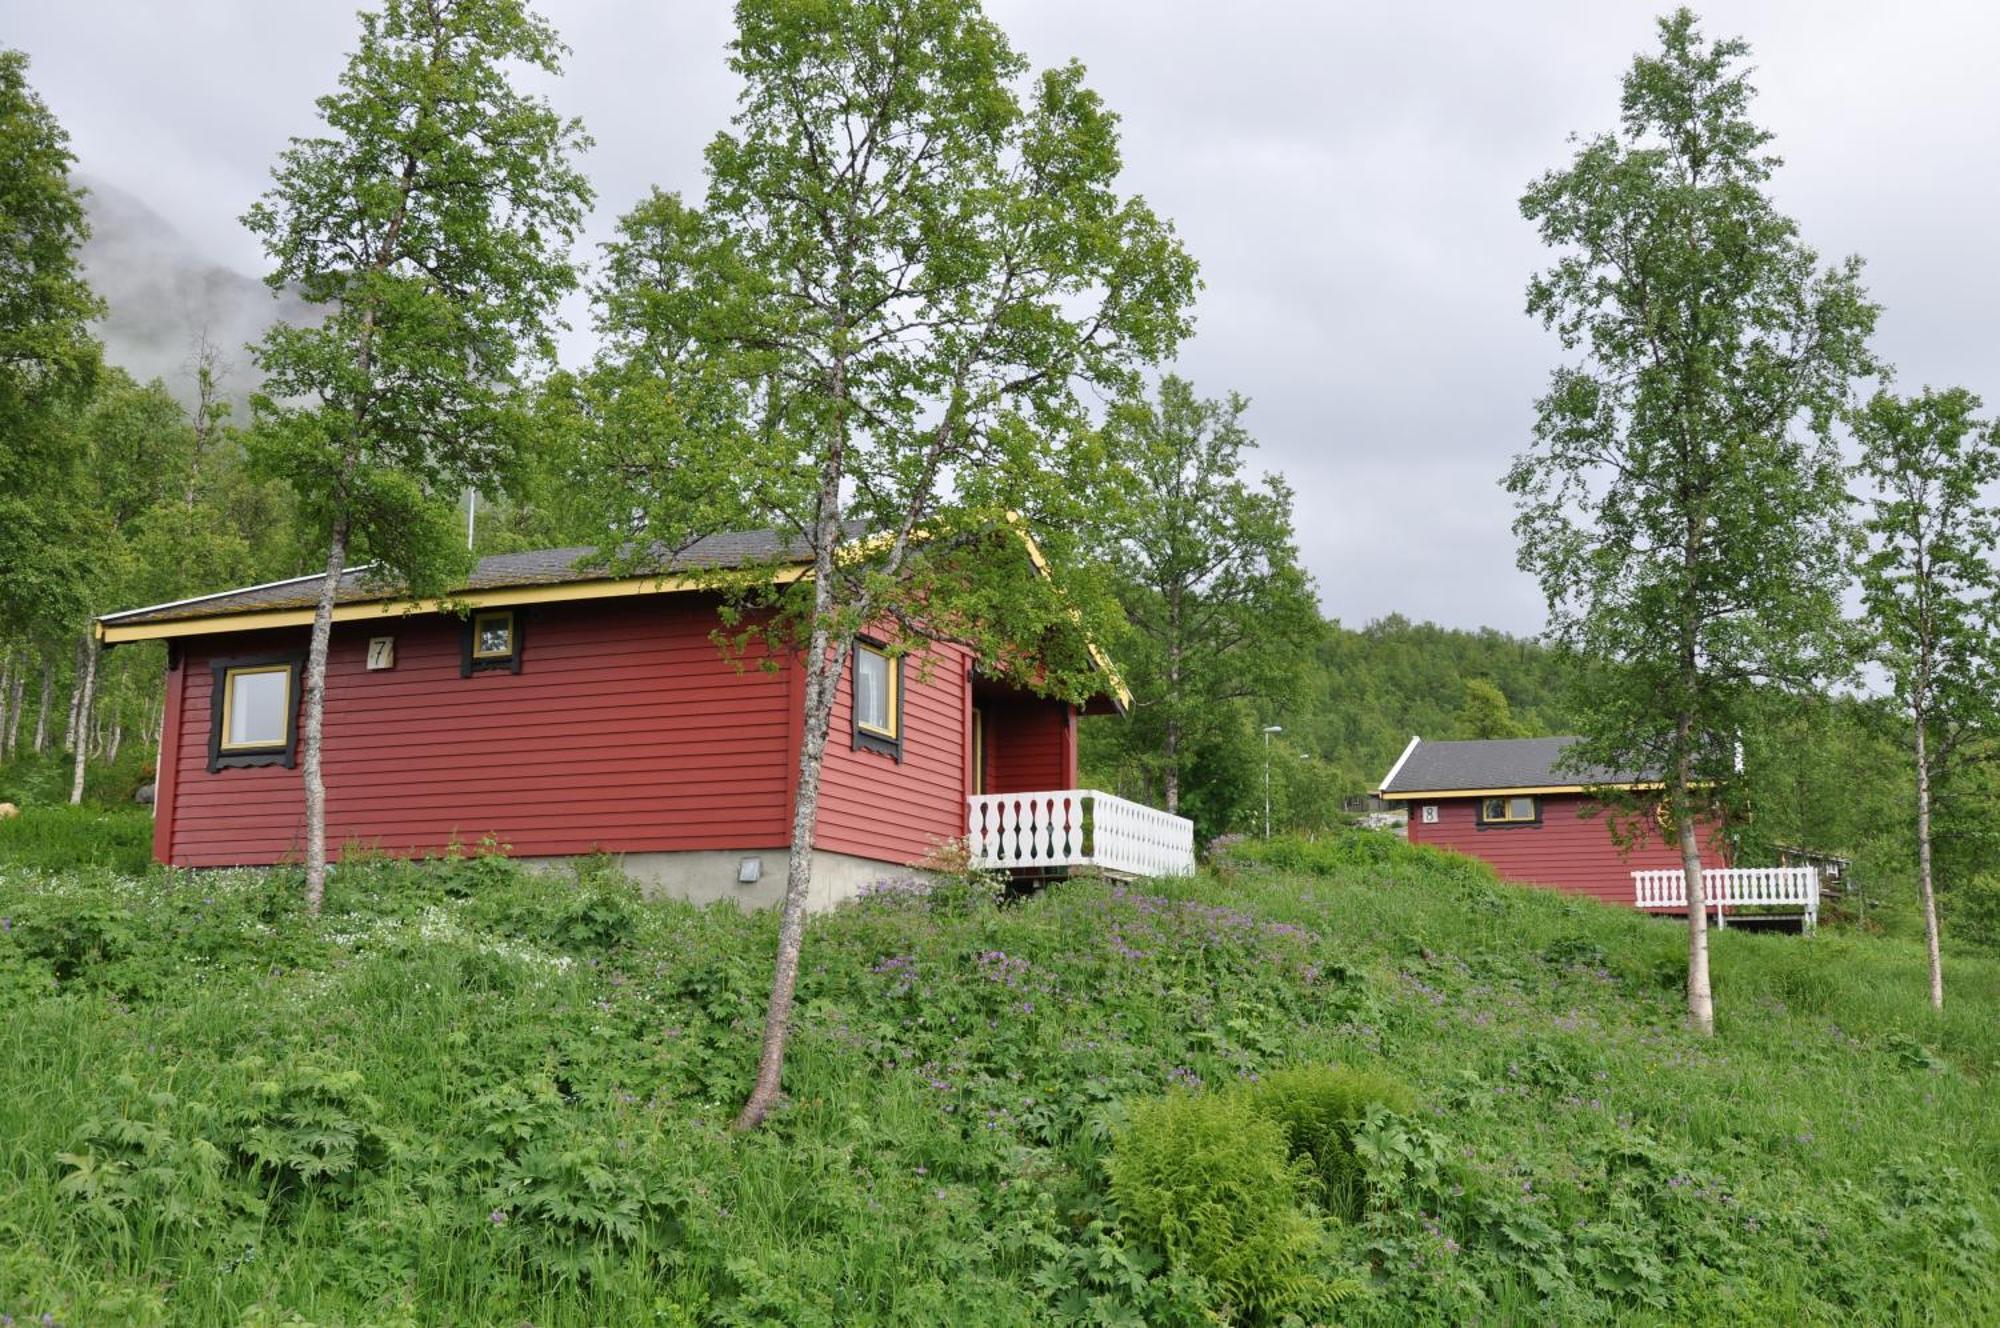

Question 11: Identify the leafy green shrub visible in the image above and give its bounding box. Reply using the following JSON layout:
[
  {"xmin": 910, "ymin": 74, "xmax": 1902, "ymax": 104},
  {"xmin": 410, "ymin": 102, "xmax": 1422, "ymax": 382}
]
[
  {"xmin": 1242, "ymin": 1064, "xmax": 1418, "ymax": 1217},
  {"xmin": 6, "ymin": 891, "xmax": 137, "ymax": 981},
  {"xmin": 57, "ymin": 1088, "xmax": 261, "ymax": 1248},
  {"xmin": 1107, "ymin": 1090, "xmax": 1358, "ymax": 1323},
  {"xmin": 223, "ymin": 1059, "xmax": 394, "ymax": 1207},
  {"xmin": 492, "ymin": 1138, "xmax": 684, "ymax": 1279},
  {"xmin": 547, "ymin": 874, "xmax": 641, "ymax": 954},
  {"xmin": 1951, "ymin": 872, "xmax": 2000, "ymax": 950}
]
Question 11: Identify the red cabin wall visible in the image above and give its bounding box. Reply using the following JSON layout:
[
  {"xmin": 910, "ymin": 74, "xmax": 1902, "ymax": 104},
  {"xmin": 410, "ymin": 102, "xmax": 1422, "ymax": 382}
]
[
  {"xmin": 982, "ymin": 698, "xmax": 1076, "ymax": 795},
  {"xmin": 813, "ymin": 643, "xmax": 974, "ymax": 865},
  {"xmin": 158, "ymin": 595, "xmax": 797, "ymax": 868},
  {"xmin": 1404, "ymin": 794, "xmax": 1729, "ymax": 909}
]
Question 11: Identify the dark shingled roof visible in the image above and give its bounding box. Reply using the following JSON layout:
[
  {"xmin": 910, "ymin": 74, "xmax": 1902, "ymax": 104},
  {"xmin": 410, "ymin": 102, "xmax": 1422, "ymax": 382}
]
[
  {"xmin": 100, "ymin": 527, "xmax": 823, "ymax": 627},
  {"xmin": 1378, "ymin": 736, "xmax": 1654, "ymax": 795}
]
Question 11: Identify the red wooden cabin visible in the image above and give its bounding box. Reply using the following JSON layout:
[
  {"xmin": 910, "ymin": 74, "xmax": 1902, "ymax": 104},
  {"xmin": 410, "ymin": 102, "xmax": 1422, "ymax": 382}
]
[
  {"xmin": 97, "ymin": 532, "xmax": 1195, "ymax": 905},
  {"xmin": 1375, "ymin": 736, "xmax": 1748, "ymax": 915}
]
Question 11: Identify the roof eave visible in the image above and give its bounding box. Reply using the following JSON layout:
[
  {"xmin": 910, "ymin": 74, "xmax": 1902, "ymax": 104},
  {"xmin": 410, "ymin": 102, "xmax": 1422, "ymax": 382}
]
[{"xmin": 1377, "ymin": 781, "xmax": 1663, "ymax": 800}]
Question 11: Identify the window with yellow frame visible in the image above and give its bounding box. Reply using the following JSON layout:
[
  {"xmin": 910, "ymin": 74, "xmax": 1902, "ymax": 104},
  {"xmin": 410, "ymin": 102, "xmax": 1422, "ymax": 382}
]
[
  {"xmin": 852, "ymin": 641, "xmax": 902, "ymax": 758},
  {"xmin": 208, "ymin": 655, "xmax": 301, "ymax": 771},
  {"xmin": 1477, "ymin": 795, "xmax": 1540, "ymax": 826},
  {"xmin": 462, "ymin": 609, "xmax": 524, "ymax": 675}
]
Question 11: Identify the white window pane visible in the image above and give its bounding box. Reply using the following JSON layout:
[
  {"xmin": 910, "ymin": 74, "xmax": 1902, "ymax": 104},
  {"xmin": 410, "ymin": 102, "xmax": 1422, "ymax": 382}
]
[
  {"xmin": 856, "ymin": 650, "xmax": 888, "ymax": 730},
  {"xmin": 1509, "ymin": 797, "xmax": 1536, "ymax": 820},
  {"xmin": 229, "ymin": 670, "xmax": 288, "ymax": 746}
]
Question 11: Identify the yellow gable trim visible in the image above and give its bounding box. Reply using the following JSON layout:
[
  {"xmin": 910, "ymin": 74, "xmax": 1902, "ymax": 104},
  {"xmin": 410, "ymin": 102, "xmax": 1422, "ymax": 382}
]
[
  {"xmin": 95, "ymin": 568, "xmax": 806, "ymax": 645},
  {"xmin": 1377, "ymin": 783, "xmax": 1663, "ymax": 801}
]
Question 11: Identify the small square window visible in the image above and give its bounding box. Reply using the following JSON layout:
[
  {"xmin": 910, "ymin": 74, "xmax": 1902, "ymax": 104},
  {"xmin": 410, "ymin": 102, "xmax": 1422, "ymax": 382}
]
[
  {"xmin": 473, "ymin": 611, "xmax": 515, "ymax": 659},
  {"xmin": 208, "ymin": 655, "xmax": 300, "ymax": 771},
  {"xmin": 462, "ymin": 610, "xmax": 524, "ymax": 675},
  {"xmin": 223, "ymin": 665, "xmax": 291, "ymax": 750}
]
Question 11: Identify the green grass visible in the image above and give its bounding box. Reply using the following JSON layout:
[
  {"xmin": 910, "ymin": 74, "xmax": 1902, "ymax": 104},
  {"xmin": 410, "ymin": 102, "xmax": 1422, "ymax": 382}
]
[
  {"xmin": 0, "ymin": 803, "xmax": 154, "ymax": 874},
  {"xmin": 0, "ymin": 820, "xmax": 1994, "ymax": 1325}
]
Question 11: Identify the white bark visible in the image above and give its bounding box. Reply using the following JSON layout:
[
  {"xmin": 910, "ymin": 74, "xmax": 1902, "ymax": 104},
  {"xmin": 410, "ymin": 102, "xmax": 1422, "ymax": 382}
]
[
  {"xmin": 33, "ymin": 658, "xmax": 52, "ymax": 753},
  {"xmin": 6, "ymin": 665, "xmax": 20, "ymax": 756},
  {"xmin": 1914, "ymin": 714, "xmax": 1944, "ymax": 1012},
  {"xmin": 301, "ymin": 514, "xmax": 351, "ymax": 914},
  {"xmin": 68, "ymin": 638, "xmax": 98, "ymax": 805},
  {"xmin": 1675, "ymin": 729, "xmax": 1713, "ymax": 1036},
  {"xmin": 62, "ymin": 636, "xmax": 84, "ymax": 754},
  {"xmin": 0, "ymin": 649, "xmax": 12, "ymax": 762}
]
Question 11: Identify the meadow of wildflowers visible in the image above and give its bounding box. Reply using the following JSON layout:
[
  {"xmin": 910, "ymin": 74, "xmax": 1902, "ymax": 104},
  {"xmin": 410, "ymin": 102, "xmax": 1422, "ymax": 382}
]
[{"xmin": 0, "ymin": 824, "xmax": 1993, "ymax": 1324}]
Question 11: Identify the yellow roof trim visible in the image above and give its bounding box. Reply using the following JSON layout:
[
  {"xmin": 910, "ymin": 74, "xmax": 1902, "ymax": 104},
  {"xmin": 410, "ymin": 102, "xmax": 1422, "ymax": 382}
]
[
  {"xmin": 95, "ymin": 568, "xmax": 806, "ymax": 645},
  {"xmin": 1377, "ymin": 783, "xmax": 1663, "ymax": 800},
  {"xmin": 96, "ymin": 522, "xmax": 1132, "ymax": 712},
  {"xmin": 1006, "ymin": 516, "xmax": 1132, "ymax": 714}
]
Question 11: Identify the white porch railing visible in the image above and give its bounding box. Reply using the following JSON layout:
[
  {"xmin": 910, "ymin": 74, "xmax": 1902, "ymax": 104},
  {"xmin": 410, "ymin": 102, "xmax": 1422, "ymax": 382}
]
[
  {"xmin": 967, "ymin": 790, "xmax": 1196, "ymax": 879},
  {"xmin": 1633, "ymin": 866, "xmax": 1820, "ymax": 930}
]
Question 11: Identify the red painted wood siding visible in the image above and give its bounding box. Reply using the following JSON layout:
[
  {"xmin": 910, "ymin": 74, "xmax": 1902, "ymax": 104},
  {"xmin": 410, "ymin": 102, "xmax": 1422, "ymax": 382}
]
[
  {"xmin": 983, "ymin": 698, "xmax": 1077, "ymax": 794},
  {"xmin": 152, "ymin": 648, "xmax": 187, "ymax": 865},
  {"xmin": 1405, "ymin": 794, "xmax": 1728, "ymax": 909},
  {"xmin": 813, "ymin": 644, "xmax": 973, "ymax": 865},
  {"xmin": 159, "ymin": 595, "xmax": 796, "ymax": 867}
]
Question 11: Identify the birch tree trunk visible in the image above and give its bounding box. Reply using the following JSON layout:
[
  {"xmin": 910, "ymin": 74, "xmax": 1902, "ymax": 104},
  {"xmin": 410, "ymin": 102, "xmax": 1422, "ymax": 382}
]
[
  {"xmin": 1675, "ymin": 739, "xmax": 1714, "ymax": 1037},
  {"xmin": 33, "ymin": 658, "xmax": 52, "ymax": 753},
  {"xmin": 1913, "ymin": 713, "xmax": 1944, "ymax": 1011},
  {"xmin": 733, "ymin": 625, "xmax": 849, "ymax": 1130},
  {"xmin": 68, "ymin": 638, "xmax": 98, "ymax": 804},
  {"xmin": 0, "ymin": 649, "xmax": 12, "ymax": 762},
  {"xmin": 6, "ymin": 665, "xmax": 21, "ymax": 756},
  {"xmin": 1162, "ymin": 592, "xmax": 1182, "ymax": 813},
  {"xmin": 736, "ymin": 326, "xmax": 850, "ymax": 1131},
  {"xmin": 301, "ymin": 511, "xmax": 352, "ymax": 914},
  {"xmin": 63, "ymin": 636, "xmax": 85, "ymax": 754}
]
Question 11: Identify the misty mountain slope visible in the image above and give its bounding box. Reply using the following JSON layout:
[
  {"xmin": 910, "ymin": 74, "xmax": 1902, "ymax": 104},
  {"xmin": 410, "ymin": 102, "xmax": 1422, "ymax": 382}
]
[{"xmin": 78, "ymin": 177, "xmax": 309, "ymax": 402}]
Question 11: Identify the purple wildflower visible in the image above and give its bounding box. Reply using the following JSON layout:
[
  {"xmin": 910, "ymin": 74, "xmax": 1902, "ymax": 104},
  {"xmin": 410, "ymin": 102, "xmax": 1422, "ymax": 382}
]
[{"xmin": 489, "ymin": 1209, "xmax": 509, "ymax": 1225}]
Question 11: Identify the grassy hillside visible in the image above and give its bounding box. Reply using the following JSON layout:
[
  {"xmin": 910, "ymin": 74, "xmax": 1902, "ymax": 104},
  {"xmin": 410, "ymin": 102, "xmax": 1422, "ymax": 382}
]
[{"xmin": 0, "ymin": 824, "xmax": 1994, "ymax": 1325}]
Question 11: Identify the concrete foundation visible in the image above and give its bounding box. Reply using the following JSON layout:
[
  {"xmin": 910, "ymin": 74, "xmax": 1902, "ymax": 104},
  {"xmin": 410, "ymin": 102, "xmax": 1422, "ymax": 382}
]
[{"xmin": 518, "ymin": 847, "xmax": 923, "ymax": 911}]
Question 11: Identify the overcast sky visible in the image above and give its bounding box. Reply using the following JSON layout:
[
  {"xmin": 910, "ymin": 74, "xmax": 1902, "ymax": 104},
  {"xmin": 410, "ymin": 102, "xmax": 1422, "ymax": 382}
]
[{"xmin": 9, "ymin": 1, "xmax": 1997, "ymax": 636}]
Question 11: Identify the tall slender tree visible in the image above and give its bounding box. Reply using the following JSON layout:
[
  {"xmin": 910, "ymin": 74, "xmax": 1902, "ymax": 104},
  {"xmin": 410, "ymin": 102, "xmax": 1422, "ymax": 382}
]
[
  {"xmin": 586, "ymin": 0, "xmax": 1194, "ymax": 1129},
  {"xmin": 1508, "ymin": 10, "xmax": 1877, "ymax": 1035},
  {"xmin": 1854, "ymin": 387, "xmax": 2000, "ymax": 1013},
  {"xmin": 1099, "ymin": 376, "xmax": 1317, "ymax": 816},
  {"xmin": 0, "ymin": 49, "xmax": 103, "ymax": 700},
  {"xmin": 244, "ymin": 0, "xmax": 591, "ymax": 911}
]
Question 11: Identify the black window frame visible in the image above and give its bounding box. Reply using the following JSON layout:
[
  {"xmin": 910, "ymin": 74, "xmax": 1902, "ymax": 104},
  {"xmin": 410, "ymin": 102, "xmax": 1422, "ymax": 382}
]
[
  {"xmin": 1475, "ymin": 794, "xmax": 1543, "ymax": 829},
  {"xmin": 462, "ymin": 609, "xmax": 524, "ymax": 676},
  {"xmin": 207, "ymin": 652, "xmax": 304, "ymax": 772},
  {"xmin": 851, "ymin": 638, "xmax": 904, "ymax": 761}
]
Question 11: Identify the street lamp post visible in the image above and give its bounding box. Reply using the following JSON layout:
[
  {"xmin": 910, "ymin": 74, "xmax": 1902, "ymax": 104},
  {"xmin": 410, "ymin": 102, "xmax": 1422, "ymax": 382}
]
[{"xmin": 1262, "ymin": 725, "xmax": 1283, "ymax": 838}]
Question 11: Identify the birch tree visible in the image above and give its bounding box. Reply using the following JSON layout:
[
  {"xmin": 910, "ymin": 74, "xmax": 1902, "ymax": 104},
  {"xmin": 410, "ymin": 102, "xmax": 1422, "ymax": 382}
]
[
  {"xmin": 1099, "ymin": 375, "xmax": 1317, "ymax": 815},
  {"xmin": 1507, "ymin": 10, "xmax": 1876, "ymax": 1035},
  {"xmin": 586, "ymin": 0, "xmax": 1195, "ymax": 1129},
  {"xmin": 1855, "ymin": 387, "xmax": 2000, "ymax": 1013},
  {"xmin": 0, "ymin": 49, "xmax": 102, "ymax": 723},
  {"xmin": 244, "ymin": 0, "xmax": 590, "ymax": 911}
]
